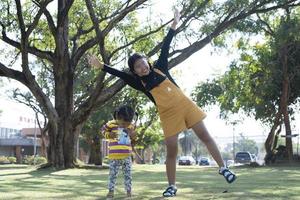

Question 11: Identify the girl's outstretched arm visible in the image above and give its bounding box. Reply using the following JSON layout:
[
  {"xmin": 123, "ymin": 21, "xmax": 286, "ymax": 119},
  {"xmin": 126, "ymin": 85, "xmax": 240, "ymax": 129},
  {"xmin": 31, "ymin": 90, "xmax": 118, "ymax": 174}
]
[
  {"xmin": 155, "ymin": 8, "xmax": 180, "ymax": 72},
  {"xmin": 171, "ymin": 8, "xmax": 180, "ymax": 30},
  {"xmin": 88, "ymin": 55, "xmax": 143, "ymax": 91}
]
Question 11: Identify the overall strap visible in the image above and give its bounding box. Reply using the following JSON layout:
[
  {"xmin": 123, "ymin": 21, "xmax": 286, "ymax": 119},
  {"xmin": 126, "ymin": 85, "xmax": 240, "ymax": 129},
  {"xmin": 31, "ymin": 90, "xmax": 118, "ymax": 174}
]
[
  {"xmin": 153, "ymin": 68, "xmax": 166, "ymax": 77},
  {"xmin": 141, "ymin": 80, "xmax": 146, "ymax": 87},
  {"xmin": 140, "ymin": 68, "xmax": 166, "ymax": 87}
]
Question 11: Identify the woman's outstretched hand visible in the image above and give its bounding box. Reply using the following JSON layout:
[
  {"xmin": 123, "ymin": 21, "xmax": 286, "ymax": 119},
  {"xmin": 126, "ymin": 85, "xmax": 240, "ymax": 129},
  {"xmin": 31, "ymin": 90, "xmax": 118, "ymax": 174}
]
[
  {"xmin": 87, "ymin": 54, "xmax": 104, "ymax": 70},
  {"xmin": 171, "ymin": 8, "xmax": 180, "ymax": 30}
]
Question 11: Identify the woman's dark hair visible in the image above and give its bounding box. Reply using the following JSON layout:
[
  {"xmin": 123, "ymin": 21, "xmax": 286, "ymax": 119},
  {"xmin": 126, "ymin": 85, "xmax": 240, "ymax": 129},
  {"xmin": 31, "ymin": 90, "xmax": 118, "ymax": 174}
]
[
  {"xmin": 113, "ymin": 105, "xmax": 136, "ymax": 122},
  {"xmin": 128, "ymin": 53, "xmax": 145, "ymax": 72}
]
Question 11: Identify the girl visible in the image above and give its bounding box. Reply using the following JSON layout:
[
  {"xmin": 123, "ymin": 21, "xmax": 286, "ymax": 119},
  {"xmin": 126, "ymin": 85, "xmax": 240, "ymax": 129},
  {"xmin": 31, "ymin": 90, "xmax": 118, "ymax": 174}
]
[
  {"xmin": 90, "ymin": 9, "xmax": 236, "ymax": 198},
  {"xmin": 102, "ymin": 105, "xmax": 137, "ymax": 199}
]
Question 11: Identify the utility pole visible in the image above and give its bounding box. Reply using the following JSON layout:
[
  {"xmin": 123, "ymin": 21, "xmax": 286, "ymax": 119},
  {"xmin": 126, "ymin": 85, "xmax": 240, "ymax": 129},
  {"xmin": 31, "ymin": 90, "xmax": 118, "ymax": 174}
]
[
  {"xmin": 233, "ymin": 127, "xmax": 235, "ymax": 161},
  {"xmin": 184, "ymin": 131, "xmax": 187, "ymax": 156},
  {"xmin": 232, "ymin": 122, "xmax": 237, "ymax": 161},
  {"xmin": 77, "ymin": 137, "xmax": 80, "ymax": 159},
  {"xmin": 297, "ymin": 133, "xmax": 299, "ymax": 156},
  {"xmin": 231, "ymin": 119, "xmax": 241, "ymax": 162},
  {"xmin": 33, "ymin": 118, "xmax": 37, "ymax": 157},
  {"xmin": 33, "ymin": 118, "xmax": 37, "ymax": 165}
]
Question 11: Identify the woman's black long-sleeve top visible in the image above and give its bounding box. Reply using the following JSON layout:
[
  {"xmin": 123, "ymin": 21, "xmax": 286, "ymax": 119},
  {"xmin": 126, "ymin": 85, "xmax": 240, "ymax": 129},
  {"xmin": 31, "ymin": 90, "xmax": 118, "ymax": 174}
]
[{"xmin": 103, "ymin": 29, "xmax": 178, "ymax": 104}]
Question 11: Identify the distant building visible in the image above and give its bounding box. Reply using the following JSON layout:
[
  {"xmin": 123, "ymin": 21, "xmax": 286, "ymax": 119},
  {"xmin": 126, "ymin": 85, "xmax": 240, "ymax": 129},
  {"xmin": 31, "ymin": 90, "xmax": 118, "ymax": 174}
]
[
  {"xmin": 0, "ymin": 98, "xmax": 43, "ymax": 162},
  {"xmin": 0, "ymin": 127, "xmax": 43, "ymax": 163}
]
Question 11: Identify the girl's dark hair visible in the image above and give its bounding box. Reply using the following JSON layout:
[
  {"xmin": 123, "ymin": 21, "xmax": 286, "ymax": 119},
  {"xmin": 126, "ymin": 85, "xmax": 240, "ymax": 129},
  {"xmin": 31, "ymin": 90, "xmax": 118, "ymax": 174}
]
[
  {"xmin": 113, "ymin": 105, "xmax": 136, "ymax": 122},
  {"xmin": 128, "ymin": 53, "xmax": 145, "ymax": 72}
]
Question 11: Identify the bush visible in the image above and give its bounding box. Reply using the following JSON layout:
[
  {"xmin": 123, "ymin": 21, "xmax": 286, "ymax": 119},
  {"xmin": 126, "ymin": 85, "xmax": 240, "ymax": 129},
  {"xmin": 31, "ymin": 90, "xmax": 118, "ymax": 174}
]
[
  {"xmin": 7, "ymin": 156, "xmax": 17, "ymax": 164},
  {"xmin": 34, "ymin": 156, "xmax": 47, "ymax": 165},
  {"xmin": 103, "ymin": 156, "xmax": 109, "ymax": 164},
  {"xmin": 76, "ymin": 158, "xmax": 85, "ymax": 166},
  {"xmin": 0, "ymin": 156, "xmax": 10, "ymax": 164},
  {"xmin": 23, "ymin": 156, "xmax": 47, "ymax": 165},
  {"xmin": 23, "ymin": 155, "xmax": 35, "ymax": 165}
]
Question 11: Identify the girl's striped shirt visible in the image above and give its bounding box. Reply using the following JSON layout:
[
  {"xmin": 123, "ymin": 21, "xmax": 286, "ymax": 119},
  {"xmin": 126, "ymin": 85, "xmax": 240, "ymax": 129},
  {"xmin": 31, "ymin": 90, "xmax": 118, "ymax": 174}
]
[{"xmin": 102, "ymin": 120, "xmax": 134, "ymax": 159}]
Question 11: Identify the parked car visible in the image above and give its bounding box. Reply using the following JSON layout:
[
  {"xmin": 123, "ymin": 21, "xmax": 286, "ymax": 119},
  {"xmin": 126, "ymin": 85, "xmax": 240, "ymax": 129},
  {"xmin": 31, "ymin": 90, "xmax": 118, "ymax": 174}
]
[
  {"xmin": 178, "ymin": 156, "xmax": 195, "ymax": 165},
  {"xmin": 199, "ymin": 157, "xmax": 210, "ymax": 166},
  {"xmin": 235, "ymin": 151, "xmax": 255, "ymax": 164}
]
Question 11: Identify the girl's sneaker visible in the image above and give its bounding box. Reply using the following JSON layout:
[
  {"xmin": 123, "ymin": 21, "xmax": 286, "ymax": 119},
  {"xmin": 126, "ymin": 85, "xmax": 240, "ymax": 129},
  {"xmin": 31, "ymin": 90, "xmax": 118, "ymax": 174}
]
[
  {"xmin": 219, "ymin": 167, "xmax": 236, "ymax": 183},
  {"xmin": 106, "ymin": 191, "xmax": 114, "ymax": 200},
  {"xmin": 125, "ymin": 191, "xmax": 132, "ymax": 200},
  {"xmin": 162, "ymin": 185, "xmax": 177, "ymax": 197}
]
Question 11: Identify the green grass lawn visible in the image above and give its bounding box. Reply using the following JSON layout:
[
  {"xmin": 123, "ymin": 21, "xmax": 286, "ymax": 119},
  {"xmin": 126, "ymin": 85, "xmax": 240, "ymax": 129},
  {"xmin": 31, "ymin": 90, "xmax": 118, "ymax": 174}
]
[{"xmin": 0, "ymin": 164, "xmax": 300, "ymax": 200}]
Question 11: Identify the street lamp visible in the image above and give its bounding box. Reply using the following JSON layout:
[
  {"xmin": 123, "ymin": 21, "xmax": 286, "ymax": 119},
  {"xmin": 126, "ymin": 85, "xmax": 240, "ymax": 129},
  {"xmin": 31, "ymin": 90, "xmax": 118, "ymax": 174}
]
[{"xmin": 281, "ymin": 134, "xmax": 299, "ymax": 138}]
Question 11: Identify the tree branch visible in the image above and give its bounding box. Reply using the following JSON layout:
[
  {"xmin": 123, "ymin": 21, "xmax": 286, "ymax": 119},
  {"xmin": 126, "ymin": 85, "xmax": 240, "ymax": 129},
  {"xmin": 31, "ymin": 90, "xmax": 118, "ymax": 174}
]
[
  {"xmin": 42, "ymin": 7, "xmax": 57, "ymax": 36},
  {"xmin": 57, "ymin": 0, "xmax": 75, "ymax": 28},
  {"xmin": 98, "ymin": 0, "xmax": 132, "ymax": 23},
  {"xmin": 1, "ymin": 64, "xmax": 57, "ymax": 125},
  {"xmin": 72, "ymin": 78, "xmax": 126, "ymax": 126},
  {"xmin": 12, "ymin": 89, "xmax": 43, "ymax": 115},
  {"xmin": 85, "ymin": 0, "xmax": 108, "ymax": 63},
  {"xmin": 102, "ymin": 0, "xmax": 148, "ymax": 36},
  {"xmin": 27, "ymin": 0, "xmax": 53, "ymax": 37},
  {"xmin": 110, "ymin": 20, "xmax": 170, "ymax": 60},
  {"xmin": 15, "ymin": 0, "xmax": 26, "ymax": 36},
  {"xmin": 0, "ymin": 62, "xmax": 28, "ymax": 85},
  {"xmin": 72, "ymin": 37, "xmax": 98, "ymax": 66},
  {"xmin": 168, "ymin": 0, "xmax": 300, "ymax": 69},
  {"xmin": 256, "ymin": 13, "xmax": 275, "ymax": 36},
  {"xmin": 1, "ymin": 29, "xmax": 54, "ymax": 62}
]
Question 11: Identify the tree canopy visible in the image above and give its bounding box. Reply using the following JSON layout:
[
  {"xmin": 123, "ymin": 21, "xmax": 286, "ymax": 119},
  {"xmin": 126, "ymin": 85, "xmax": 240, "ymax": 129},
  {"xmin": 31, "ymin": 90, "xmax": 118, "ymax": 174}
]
[
  {"xmin": 192, "ymin": 8, "xmax": 300, "ymax": 163},
  {"xmin": 1, "ymin": 0, "xmax": 300, "ymax": 168}
]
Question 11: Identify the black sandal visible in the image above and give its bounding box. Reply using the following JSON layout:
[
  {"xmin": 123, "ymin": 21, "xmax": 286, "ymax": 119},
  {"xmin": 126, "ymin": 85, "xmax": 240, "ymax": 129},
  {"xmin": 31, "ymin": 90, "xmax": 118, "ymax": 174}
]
[
  {"xmin": 219, "ymin": 168, "xmax": 236, "ymax": 183},
  {"xmin": 162, "ymin": 186, "xmax": 177, "ymax": 197}
]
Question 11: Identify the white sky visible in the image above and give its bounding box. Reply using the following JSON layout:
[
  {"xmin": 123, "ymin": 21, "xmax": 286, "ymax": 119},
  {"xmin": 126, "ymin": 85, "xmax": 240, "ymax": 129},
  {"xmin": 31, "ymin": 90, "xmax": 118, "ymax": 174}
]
[{"xmin": 1, "ymin": 0, "xmax": 300, "ymax": 146}]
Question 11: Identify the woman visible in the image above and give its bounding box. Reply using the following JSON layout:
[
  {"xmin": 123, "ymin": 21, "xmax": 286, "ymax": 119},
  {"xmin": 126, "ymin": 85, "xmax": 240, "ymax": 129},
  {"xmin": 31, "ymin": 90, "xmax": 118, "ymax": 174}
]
[{"xmin": 89, "ymin": 9, "xmax": 236, "ymax": 197}]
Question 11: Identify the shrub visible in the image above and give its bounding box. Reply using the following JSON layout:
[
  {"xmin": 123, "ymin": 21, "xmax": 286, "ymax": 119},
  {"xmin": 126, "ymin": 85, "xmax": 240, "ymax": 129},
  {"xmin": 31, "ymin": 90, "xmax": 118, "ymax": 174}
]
[
  {"xmin": 7, "ymin": 156, "xmax": 17, "ymax": 164},
  {"xmin": 103, "ymin": 156, "xmax": 109, "ymax": 164},
  {"xmin": 23, "ymin": 156, "xmax": 47, "ymax": 165},
  {"xmin": 34, "ymin": 156, "xmax": 47, "ymax": 165},
  {"xmin": 76, "ymin": 158, "xmax": 85, "ymax": 166},
  {"xmin": 23, "ymin": 155, "xmax": 35, "ymax": 165},
  {"xmin": 0, "ymin": 156, "xmax": 10, "ymax": 164}
]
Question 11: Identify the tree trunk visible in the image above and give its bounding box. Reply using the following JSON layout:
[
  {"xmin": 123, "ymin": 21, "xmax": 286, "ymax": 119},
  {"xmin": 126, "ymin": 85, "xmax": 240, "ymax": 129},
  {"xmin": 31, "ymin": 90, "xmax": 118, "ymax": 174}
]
[
  {"xmin": 46, "ymin": 121, "xmax": 83, "ymax": 168},
  {"xmin": 38, "ymin": 122, "xmax": 49, "ymax": 158},
  {"xmin": 283, "ymin": 109, "xmax": 293, "ymax": 161},
  {"xmin": 40, "ymin": 130, "xmax": 48, "ymax": 158},
  {"xmin": 47, "ymin": 0, "xmax": 76, "ymax": 169},
  {"xmin": 65, "ymin": 124, "xmax": 84, "ymax": 167},
  {"xmin": 88, "ymin": 139, "xmax": 102, "ymax": 165},
  {"xmin": 264, "ymin": 111, "xmax": 281, "ymax": 164},
  {"xmin": 272, "ymin": 125, "xmax": 282, "ymax": 151},
  {"xmin": 281, "ymin": 47, "xmax": 293, "ymax": 162},
  {"xmin": 136, "ymin": 148, "xmax": 145, "ymax": 164},
  {"xmin": 264, "ymin": 44, "xmax": 294, "ymax": 164},
  {"xmin": 47, "ymin": 121, "xmax": 65, "ymax": 168}
]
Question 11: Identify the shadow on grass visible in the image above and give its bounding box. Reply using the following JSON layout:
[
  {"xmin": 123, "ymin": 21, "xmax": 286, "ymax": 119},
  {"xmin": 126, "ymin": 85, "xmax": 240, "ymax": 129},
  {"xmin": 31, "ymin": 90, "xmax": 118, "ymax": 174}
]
[
  {"xmin": 0, "ymin": 164, "xmax": 30, "ymax": 170},
  {"xmin": 0, "ymin": 165, "xmax": 109, "ymax": 199},
  {"xmin": 1, "ymin": 164, "xmax": 300, "ymax": 199}
]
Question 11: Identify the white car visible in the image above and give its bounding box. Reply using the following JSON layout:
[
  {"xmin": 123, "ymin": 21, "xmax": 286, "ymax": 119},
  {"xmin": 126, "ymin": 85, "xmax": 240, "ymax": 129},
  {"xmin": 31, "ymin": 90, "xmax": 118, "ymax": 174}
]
[
  {"xmin": 178, "ymin": 156, "xmax": 195, "ymax": 165},
  {"xmin": 235, "ymin": 152, "xmax": 256, "ymax": 164}
]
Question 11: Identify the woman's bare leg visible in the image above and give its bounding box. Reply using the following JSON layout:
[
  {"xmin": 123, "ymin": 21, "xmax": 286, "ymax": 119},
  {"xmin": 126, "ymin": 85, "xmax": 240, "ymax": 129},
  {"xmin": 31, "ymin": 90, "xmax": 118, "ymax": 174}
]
[
  {"xmin": 165, "ymin": 134, "xmax": 179, "ymax": 185},
  {"xmin": 191, "ymin": 121, "xmax": 225, "ymax": 167}
]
